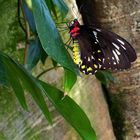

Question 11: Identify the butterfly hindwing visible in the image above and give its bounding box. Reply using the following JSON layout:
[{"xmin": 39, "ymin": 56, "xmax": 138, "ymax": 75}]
[{"xmin": 92, "ymin": 28, "xmax": 131, "ymax": 70}]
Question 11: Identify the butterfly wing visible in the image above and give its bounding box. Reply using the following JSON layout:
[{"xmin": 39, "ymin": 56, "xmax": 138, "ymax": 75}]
[{"xmin": 75, "ymin": 25, "xmax": 136, "ymax": 74}]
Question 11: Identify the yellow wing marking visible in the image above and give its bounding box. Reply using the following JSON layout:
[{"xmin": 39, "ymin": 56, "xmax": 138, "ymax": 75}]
[
  {"xmin": 87, "ymin": 67, "xmax": 92, "ymax": 72},
  {"xmin": 94, "ymin": 64, "xmax": 98, "ymax": 68},
  {"xmin": 81, "ymin": 65, "xmax": 86, "ymax": 69}
]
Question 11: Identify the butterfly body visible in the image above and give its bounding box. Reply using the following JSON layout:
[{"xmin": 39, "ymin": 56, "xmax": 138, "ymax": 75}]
[{"xmin": 69, "ymin": 19, "xmax": 137, "ymax": 75}]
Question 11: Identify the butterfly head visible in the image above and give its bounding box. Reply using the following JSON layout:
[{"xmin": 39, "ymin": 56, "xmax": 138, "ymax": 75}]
[
  {"xmin": 68, "ymin": 19, "xmax": 80, "ymax": 29},
  {"xmin": 69, "ymin": 19, "xmax": 80, "ymax": 38}
]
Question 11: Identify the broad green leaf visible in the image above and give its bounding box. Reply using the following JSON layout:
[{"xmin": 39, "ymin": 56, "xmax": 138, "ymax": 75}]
[
  {"xmin": 40, "ymin": 81, "xmax": 97, "ymax": 140},
  {"xmin": 22, "ymin": 0, "xmax": 36, "ymax": 33},
  {"xmin": 95, "ymin": 71, "xmax": 115, "ymax": 86},
  {"xmin": 26, "ymin": 38, "xmax": 41, "ymax": 70},
  {"xmin": 3, "ymin": 60, "xmax": 28, "ymax": 110},
  {"xmin": 64, "ymin": 68, "xmax": 77, "ymax": 93},
  {"xmin": 0, "ymin": 52, "xmax": 52, "ymax": 123},
  {"xmin": 32, "ymin": 0, "xmax": 78, "ymax": 74},
  {"xmin": 52, "ymin": 0, "xmax": 68, "ymax": 18}
]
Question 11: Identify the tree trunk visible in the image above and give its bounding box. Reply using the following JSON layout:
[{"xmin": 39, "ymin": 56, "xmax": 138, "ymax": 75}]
[
  {"xmin": 66, "ymin": 0, "xmax": 116, "ymax": 140},
  {"xmin": 76, "ymin": 0, "xmax": 140, "ymax": 139}
]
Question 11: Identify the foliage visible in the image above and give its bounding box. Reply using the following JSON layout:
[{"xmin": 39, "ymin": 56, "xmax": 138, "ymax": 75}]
[
  {"xmin": 95, "ymin": 71, "xmax": 116, "ymax": 86},
  {"xmin": 0, "ymin": 0, "xmax": 99, "ymax": 139},
  {"xmin": 0, "ymin": 51, "xmax": 96, "ymax": 140},
  {"xmin": 32, "ymin": 0, "xmax": 78, "ymax": 74}
]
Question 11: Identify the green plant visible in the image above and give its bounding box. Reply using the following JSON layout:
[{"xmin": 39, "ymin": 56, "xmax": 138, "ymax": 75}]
[{"xmin": 0, "ymin": 0, "xmax": 100, "ymax": 139}]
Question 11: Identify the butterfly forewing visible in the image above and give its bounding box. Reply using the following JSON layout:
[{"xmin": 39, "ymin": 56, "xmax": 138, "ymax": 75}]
[
  {"xmin": 74, "ymin": 25, "xmax": 136, "ymax": 74},
  {"xmin": 76, "ymin": 27, "xmax": 104, "ymax": 74}
]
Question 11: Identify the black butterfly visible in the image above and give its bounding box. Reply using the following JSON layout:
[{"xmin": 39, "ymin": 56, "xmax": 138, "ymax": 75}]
[{"xmin": 68, "ymin": 19, "xmax": 137, "ymax": 75}]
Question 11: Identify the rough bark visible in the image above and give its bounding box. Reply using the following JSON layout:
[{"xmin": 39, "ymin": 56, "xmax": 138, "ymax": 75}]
[{"xmin": 77, "ymin": 0, "xmax": 140, "ymax": 139}]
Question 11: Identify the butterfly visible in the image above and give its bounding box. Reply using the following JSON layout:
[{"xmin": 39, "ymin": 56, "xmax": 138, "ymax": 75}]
[{"xmin": 68, "ymin": 19, "xmax": 137, "ymax": 75}]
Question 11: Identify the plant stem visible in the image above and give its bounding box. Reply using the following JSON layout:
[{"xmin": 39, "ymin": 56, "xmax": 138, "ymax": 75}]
[
  {"xmin": 36, "ymin": 66, "xmax": 62, "ymax": 79},
  {"xmin": 19, "ymin": 0, "xmax": 30, "ymax": 64}
]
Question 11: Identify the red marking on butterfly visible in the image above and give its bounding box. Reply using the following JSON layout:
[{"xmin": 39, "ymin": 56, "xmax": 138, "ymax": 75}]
[{"xmin": 70, "ymin": 21, "xmax": 80, "ymax": 38}]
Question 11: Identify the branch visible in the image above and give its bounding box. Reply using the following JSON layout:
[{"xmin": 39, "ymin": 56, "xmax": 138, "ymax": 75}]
[{"xmin": 18, "ymin": 0, "xmax": 30, "ymax": 64}]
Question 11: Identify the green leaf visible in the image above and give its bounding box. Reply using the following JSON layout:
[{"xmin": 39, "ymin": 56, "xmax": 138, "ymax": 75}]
[
  {"xmin": 95, "ymin": 71, "xmax": 115, "ymax": 86},
  {"xmin": 3, "ymin": 60, "xmax": 28, "ymax": 110},
  {"xmin": 40, "ymin": 81, "xmax": 97, "ymax": 140},
  {"xmin": 52, "ymin": 59, "xmax": 57, "ymax": 67},
  {"xmin": 32, "ymin": 0, "xmax": 78, "ymax": 74},
  {"xmin": 0, "ymin": 52, "xmax": 52, "ymax": 124},
  {"xmin": 49, "ymin": 0, "xmax": 57, "ymax": 18},
  {"xmin": 52, "ymin": 0, "xmax": 68, "ymax": 18},
  {"xmin": 44, "ymin": 0, "xmax": 52, "ymax": 12},
  {"xmin": 40, "ymin": 47, "xmax": 48, "ymax": 64},
  {"xmin": 26, "ymin": 38, "xmax": 41, "ymax": 71},
  {"xmin": 45, "ymin": 0, "xmax": 57, "ymax": 18},
  {"xmin": 22, "ymin": 0, "xmax": 36, "ymax": 33},
  {"xmin": 64, "ymin": 68, "xmax": 77, "ymax": 93}
]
